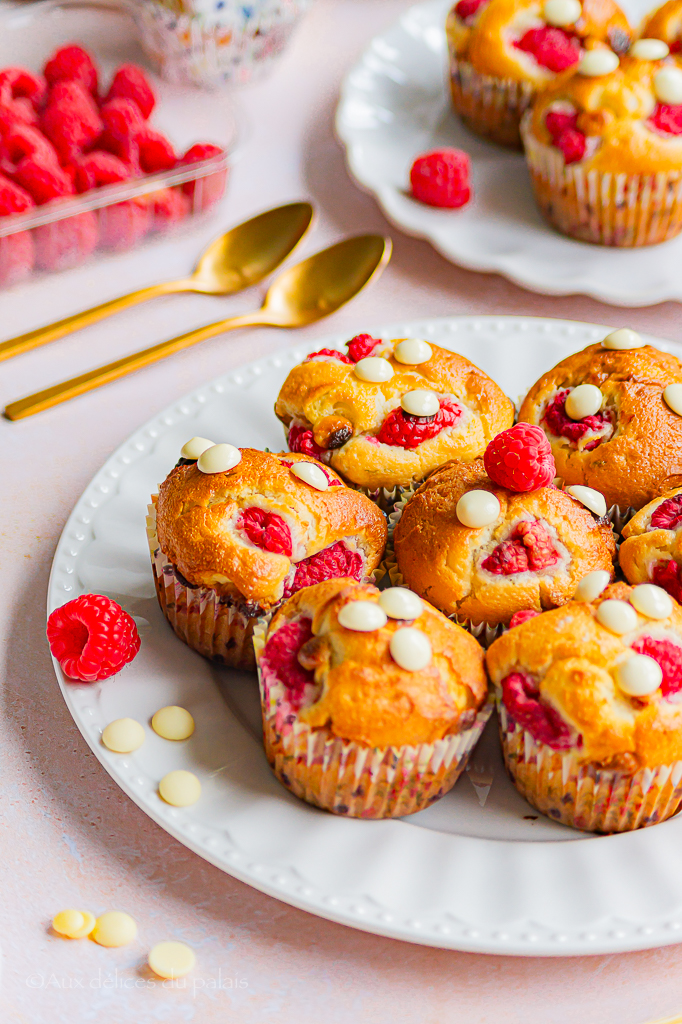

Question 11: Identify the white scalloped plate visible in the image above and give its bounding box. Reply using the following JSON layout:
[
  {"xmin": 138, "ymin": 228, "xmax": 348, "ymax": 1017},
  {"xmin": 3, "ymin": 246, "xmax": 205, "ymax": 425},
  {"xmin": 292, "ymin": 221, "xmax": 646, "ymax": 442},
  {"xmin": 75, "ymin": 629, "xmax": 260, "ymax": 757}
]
[
  {"xmin": 49, "ymin": 316, "xmax": 682, "ymax": 956},
  {"xmin": 334, "ymin": 0, "xmax": 682, "ymax": 307}
]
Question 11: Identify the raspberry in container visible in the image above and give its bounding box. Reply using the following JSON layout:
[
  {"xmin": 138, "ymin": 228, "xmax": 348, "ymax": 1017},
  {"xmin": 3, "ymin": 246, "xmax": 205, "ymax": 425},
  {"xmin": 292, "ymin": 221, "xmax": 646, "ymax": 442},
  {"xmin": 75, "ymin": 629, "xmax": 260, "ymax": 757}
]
[{"xmin": 0, "ymin": 0, "xmax": 235, "ymax": 287}]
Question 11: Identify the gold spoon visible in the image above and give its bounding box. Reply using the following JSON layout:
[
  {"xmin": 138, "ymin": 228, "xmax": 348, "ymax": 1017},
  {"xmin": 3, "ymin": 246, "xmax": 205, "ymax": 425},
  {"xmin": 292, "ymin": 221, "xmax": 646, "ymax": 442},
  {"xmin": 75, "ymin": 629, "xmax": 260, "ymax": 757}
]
[
  {"xmin": 0, "ymin": 201, "xmax": 315, "ymax": 364},
  {"xmin": 5, "ymin": 234, "xmax": 392, "ymax": 420}
]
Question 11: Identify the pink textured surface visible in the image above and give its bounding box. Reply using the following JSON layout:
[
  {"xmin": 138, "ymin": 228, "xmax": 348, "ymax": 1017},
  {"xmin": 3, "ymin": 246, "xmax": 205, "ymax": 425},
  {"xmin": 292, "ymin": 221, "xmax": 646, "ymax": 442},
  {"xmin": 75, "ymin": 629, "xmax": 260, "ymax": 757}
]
[{"xmin": 2, "ymin": 0, "xmax": 682, "ymax": 1019}]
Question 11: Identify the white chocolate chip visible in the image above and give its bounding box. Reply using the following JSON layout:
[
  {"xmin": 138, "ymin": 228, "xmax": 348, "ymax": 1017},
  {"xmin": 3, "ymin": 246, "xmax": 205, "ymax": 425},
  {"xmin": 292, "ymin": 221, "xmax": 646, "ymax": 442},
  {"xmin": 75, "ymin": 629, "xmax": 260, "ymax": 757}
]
[
  {"xmin": 564, "ymin": 384, "xmax": 602, "ymax": 420},
  {"xmin": 394, "ymin": 339, "xmax": 433, "ymax": 365},
  {"xmin": 602, "ymin": 327, "xmax": 644, "ymax": 350},
  {"xmin": 354, "ymin": 356, "xmax": 394, "ymax": 383},
  {"xmin": 543, "ymin": 0, "xmax": 581, "ymax": 26},
  {"xmin": 630, "ymin": 38, "xmax": 670, "ymax": 60},
  {"xmin": 197, "ymin": 443, "xmax": 241, "ymax": 474},
  {"xmin": 102, "ymin": 718, "xmax": 145, "ymax": 754},
  {"xmin": 400, "ymin": 389, "xmax": 440, "ymax": 417},
  {"xmin": 338, "ymin": 600, "xmax": 388, "ymax": 632},
  {"xmin": 151, "ymin": 705, "xmax": 195, "ymax": 741},
  {"xmin": 159, "ymin": 769, "xmax": 201, "ymax": 806},
  {"xmin": 630, "ymin": 583, "xmax": 673, "ymax": 620},
  {"xmin": 578, "ymin": 49, "xmax": 619, "ymax": 77},
  {"xmin": 148, "ymin": 941, "xmax": 196, "ymax": 980},
  {"xmin": 574, "ymin": 569, "xmax": 611, "ymax": 602},
  {"xmin": 596, "ymin": 599, "xmax": 638, "ymax": 634},
  {"xmin": 290, "ymin": 461, "xmax": 329, "ymax": 491},
  {"xmin": 663, "ymin": 383, "xmax": 682, "ymax": 416},
  {"xmin": 180, "ymin": 436, "xmax": 214, "ymax": 460},
  {"xmin": 389, "ymin": 627, "xmax": 432, "ymax": 671},
  {"xmin": 565, "ymin": 485, "xmax": 607, "ymax": 517},
  {"xmin": 456, "ymin": 490, "xmax": 501, "ymax": 528},
  {"xmin": 379, "ymin": 587, "xmax": 424, "ymax": 620},
  {"xmin": 615, "ymin": 654, "xmax": 663, "ymax": 697},
  {"xmin": 654, "ymin": 65, "xmax": 682, "ymax": 105},
  {"xmin": 92, "ymin": 912, "xmax": 138, "ymax": 948}
]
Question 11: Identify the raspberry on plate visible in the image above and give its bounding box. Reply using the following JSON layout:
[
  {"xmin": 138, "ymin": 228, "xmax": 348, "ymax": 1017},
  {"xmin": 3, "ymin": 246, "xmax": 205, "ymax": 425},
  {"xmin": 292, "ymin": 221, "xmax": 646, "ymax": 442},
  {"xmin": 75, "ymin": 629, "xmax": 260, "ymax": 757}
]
[
  {"xmin": 410, "ymin": 148, "xmax": 471, "ymax": 209},
  {"xmin": 47, "ymin": 593, "xmax": 140, "ymax": 683},
  {"xmin": 33, "ymin": 211, "xmax": 98, "ymax": 271},
  {"xmin": 178, "ymin": 143, "xmax": 228, "ymax": 209},
  {"xmin": 105, "ymin": 64, "xmax": 156, "ymax": 120},
  {"xmin": 44, "ymin": 45, "xmax": 98, "ymax": 95},
  {"xmin": 484, "ymin": 423, "xmax": 556, "ymax": 492}
]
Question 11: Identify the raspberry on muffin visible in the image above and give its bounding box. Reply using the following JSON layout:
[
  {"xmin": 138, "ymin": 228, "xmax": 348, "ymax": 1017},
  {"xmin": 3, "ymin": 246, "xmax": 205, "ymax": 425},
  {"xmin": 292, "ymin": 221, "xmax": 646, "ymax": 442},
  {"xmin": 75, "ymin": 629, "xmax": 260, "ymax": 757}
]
[
  {"xmin": 518, "ymin": 331, "xmax": 682, "ymax": 511},
  {"xmin": 620, "ymin": 488, "xmax": 682, "ymax": 602},
  {"xmin": 274, "ymin": 334, "xmax": 514, "ymax": 499},
  {"xmin": 149, "ymin": 443, "xmax": 387, "ymax": 670},
  {"xmin": 446, "ymin": 0, "xmax": 631, "ymax": 147},
  {"xmin": 254, "ymin": 578, "xmax": 490, "ymax": 817},
  {"xmin": 486, "ymin": 580, "xmax": 682, "ymax": 832}
]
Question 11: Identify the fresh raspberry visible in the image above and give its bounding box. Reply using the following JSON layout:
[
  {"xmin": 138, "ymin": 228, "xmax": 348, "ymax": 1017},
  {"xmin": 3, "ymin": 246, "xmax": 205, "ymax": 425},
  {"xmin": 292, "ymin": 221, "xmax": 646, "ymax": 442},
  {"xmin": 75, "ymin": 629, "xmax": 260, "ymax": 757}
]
[
  {"xmin": 99, "ymin": 98, "xmax": 145, "ymax": 144},
  {"xmin": 347, "ymin": 333, "xmax": 381, "ymax": 362},
  {"xmin": 0, "ymin": 231, "xmax": 34, "ymax": 285},
  {"xmin": 0, "ymin": 173, "xmax": 34, "ymax": 214},
  {"xmin": 376, "ymin": 397, "xmax": 462, "ymax": 449},
  {"xmin": 73, "ymin": 151, "xmax": 130, "ymax": 192},
  {"xmin": 98, "ymin": 198, "xmax": 149, "ymax": 251},
  {"xmin": 515, "ymin": 27, "xmax": 581, "ymax": 73},
  {"xmin": 651, "ymin": 495, "xmax": 682, "ymax": 531},
  {"xmin": 44, "ymin": 45, "xmax": 98, "ymax": 96},
  {"xmin": 286, "ymin": 541, "xmax": 364, "ymax": 596},
  {"xmin": 543, "ymin": 389, "xmax": 612, "ymax": 449},
  {"xmin": 482, "ymin": 520, "xmax": 560, "ymax": 575},
  {"xmin": 501, "ymin": 671, "xmax": 574, "ymax": 749},
  {"xmin": 509, "ymin": 609, "xmax": 540, "ymax": 628},
  {"xmin": 0, "ymin": 100, "xmax": 37, "ymax": 133},
  {"xmin": 545, "ymin": 109, "xmax": 578, "ymax": 140},
  {"xmin": 13, "ymin": 157, "xmax": 74, "ymax": 204},
  {"xmin": 46, "ymin": 593, "xmax": 140, "ymax": 682},
  {"xmin": 0, "ymin": 123, "xmax": 59, "ymax": 176},
  {"xmin": 555, "ymin": 127, "xmax": 586, "ymax": 164},
  {"xmin": 648, "ymin": 103, "xmax": 682, "ymax": 136},
  {"xmin": 178, "ymin": 144, "xmax": 228, "ymax": 209},
  {"xmin": 146, "ymin": 187, "xmax": 189, "ymax": 227},
  {"xmin": 137, "ymin": 128, "xmax": 175, "ymax": 173},
  {"xmin": 237, "ymin": 507, "xmax": 292, "ymax": 556},
  {"xmin": 410, "ymin": 148, "xmax": 471, "ymax": 209},
  {"xmin": 260, "ymin": 617, "xmax": 314, "ymax": 704},
  {"xmin": 455, "ymin": 0, "xmax": 487, "ymax": 20},
  {"xmin": 288, "ymin": 422, "xmax": 326, "ymax": 459},
  {"xmin": 40, "ymin": 86, "xmax": 103, "ymax": 164},
  {"xmin": 671, "ymin": 40, "xmax": 682, "ymax": 53},
  {"xmin": 305, "ymin": 347, "xmax": 353, "ymax": 364},
  {"xmin": 0, "ymin": 68, "xmax": 47, "ymax": 108},
  {"xmin": 33, "ymin": 212, "xmax": 98, "ymax": 271},
  {"xmin": 651, "ymin": 559, "xmax": 682, "ymax": 604},
  {"xmin": 484, "ymin": 423, "xmax": 555, "ymax": 491},
  {"xmin": 631, "ymin": 636, "xmax": 682, "ymax": 698},
  {"xmin": 105, "ymin": 64, "xmax": 156, "ymax": 120}
]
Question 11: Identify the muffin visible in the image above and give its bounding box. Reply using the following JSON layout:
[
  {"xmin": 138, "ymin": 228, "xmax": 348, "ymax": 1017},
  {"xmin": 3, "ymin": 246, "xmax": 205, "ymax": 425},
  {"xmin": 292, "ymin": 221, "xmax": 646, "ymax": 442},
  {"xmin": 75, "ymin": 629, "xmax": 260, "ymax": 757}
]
[
  {"xmin": 147, "ymin": 439, "xmax": 387, "ymax": 670},
  {"xmin": 620, "ymin": 487, "xmax": 682, "ymax": 601},
  {"xmin": 446, "ymin": 0, "xmax": 631, "ymax": 147},
  {"xmin": 518, "ymin": 331, "xmax": 682, "ymax": 512},
  {"xmin": 641, "ymin": 0, "xmax": 682, "ymax": 54},
  {"xmin": 274, "ymin": 332, "xmax": 514, "ymax": 504},
  {"xmin": 521, "ymin": 43, "xmax": 682, "ymax": 245},
  {"xmin": 487, "ymin": 579, "xmax": 682, "ymax": 832},
  {"xmin": 391, "ymin": 450, "xmax": 615, "ymax": 629},
  {"xmin": 253, "ymin": 577, "xmax": 491, "ymax": 817}
]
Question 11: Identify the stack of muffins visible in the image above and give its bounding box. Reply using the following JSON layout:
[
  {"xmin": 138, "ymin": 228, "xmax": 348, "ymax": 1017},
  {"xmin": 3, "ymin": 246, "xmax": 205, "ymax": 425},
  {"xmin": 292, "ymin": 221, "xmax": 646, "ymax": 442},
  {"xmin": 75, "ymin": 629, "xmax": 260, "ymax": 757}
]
[
  {"xmin": 149, "ymin": 325, "xmax": 682, "ymax": 833},
  {"xmin": 446, "ymin": 0, "xmax": 682, "ymax": 246}
]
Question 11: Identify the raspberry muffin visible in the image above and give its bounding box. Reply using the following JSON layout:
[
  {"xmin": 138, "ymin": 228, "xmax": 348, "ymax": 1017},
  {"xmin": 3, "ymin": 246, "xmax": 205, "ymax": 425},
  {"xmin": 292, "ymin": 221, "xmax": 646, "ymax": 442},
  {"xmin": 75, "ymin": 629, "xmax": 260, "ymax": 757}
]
[
  {"xmin": 518, "ymin": 331, "xmax": 682, "ymax": 512},
  {"xmin": 148, "ymin": 439, "xmax": 387, "ymax": 670},
  {"xmin": 522, "ymin": 43, "xmax": 682, "ymax": 244},
  {"xmin": 391, "ymin": 425, "xmax": 615, "ymax": 629},
  {"xmin": 641, "ymin": 1, "xmax": 682, "ymax": 55},
  {"xmin": 274, "ymin": 333, "xmax": 514, "ymax": 504},
  {"xmin": 253, "ymin": 577, "xmax": 491, "ymax": 817},
  {"xmin": 446, "ymin": 0, "xmax": 631, "ymax": 147},
  {"xmin": 620, "ymin": 488, "xmax": 682, "ymax": 601},
  {"xmin": 487, "ymin": 580, "xmax": 682, "ymax": 832}
]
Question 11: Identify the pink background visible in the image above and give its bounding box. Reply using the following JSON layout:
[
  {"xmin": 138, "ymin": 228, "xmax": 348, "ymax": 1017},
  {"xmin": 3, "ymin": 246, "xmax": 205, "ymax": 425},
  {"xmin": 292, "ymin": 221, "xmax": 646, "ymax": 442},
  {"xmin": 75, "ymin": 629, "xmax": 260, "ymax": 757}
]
[{"xmin": 3, "ymin": 0, "xmax": 682, "ymax": 1019}]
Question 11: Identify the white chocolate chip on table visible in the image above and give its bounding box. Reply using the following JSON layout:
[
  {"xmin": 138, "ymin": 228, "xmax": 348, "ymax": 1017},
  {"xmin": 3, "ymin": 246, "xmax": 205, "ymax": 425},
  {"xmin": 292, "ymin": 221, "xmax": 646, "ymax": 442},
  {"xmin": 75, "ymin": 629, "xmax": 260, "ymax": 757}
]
[
  {"xmin": 290, "ymin": 461, "xmax": 329, "ymax": 491},
  {"xmin": 152, "ymin": 706, "xmax": 195, "ymax": 741},
  {"xmin": 400, "ymin": 389, "xmax": 440, "ymax": 417},
  {"xmin": 596, "ymin": 599, "xmax": 638, "ymax": 634},
  {"xmin": 197, "ymin": 443, "xmax": 241, "ymax": 474},
  {"xmin": 338, "ymin": 600, "xmax": 388, "ymax": 632},
  {"xmin": 180, "ymin": 436, "xmax": 214, "ymax": 460},
  {"xmin": 389, "ymin": 627, "xmax": 432, "ymax": 671},
  {"xmin": 101, "ymin": 718, "xmax": 145, "ymax": 753},
  {"xmin": 379, "ymin": 587, "xmax": 424, "ymax": 620},
  {"xmin": 630, "ymin": 38, "xmax": 669, "ymax": 60},
  {"xmin": 615, "ymin": 654, "xmax": 663, "ymax": 697},
  {"xmin": 630, "ymin": 584, "xmax": 673, "ymax": 620},
  {"xmin": 353, "ymin": 356, "xmax": 394, "ymax": 382},
  {"xmin": 578, "ymin": 49, "xmax": 619, "ymax": 77},
  {"xmin": 602, "ymin": 328, "xmax": 644, "ymax": 350},
  {"xmin": 663, "ymin": 383, "xmax": 682, "ymax": 416},
  {"xmin": 654, "ymin": 66, "xmax": 682, "ymax": 105},
  {"xmin": 148, "ymin": 941, "xmax": 196, "ymax": 980},
  {"xmin": 543, "ymin": 0, "xmax": 581, "ymax": 27},
  {"xmin": 91, "ymin": 911, "xmax": 138, "ymax": 948},
  {"xmin": 565, "ymin": 485, "xmax": 607, "ymax": 518},
  {"xmin": 393, "ymin": 339, "xmax": 432, "ymax": 365},
  {"xmin": 159, "ymin": 770, "xmax": 202, "ymax": 807},
  {"xmin": 52, "ymin": 909, "xmax": 96, "ymax": 939},
  {"xmin": 456, "ymin": 490, "xmax": 501, "ymax": 528},
  {"xmin": 574, "ymin": 569, "xmax": 611, "ymax": 603},
  {"xmin": 564, "ymin": 384, "xmax": 602, "ymax": 420}
]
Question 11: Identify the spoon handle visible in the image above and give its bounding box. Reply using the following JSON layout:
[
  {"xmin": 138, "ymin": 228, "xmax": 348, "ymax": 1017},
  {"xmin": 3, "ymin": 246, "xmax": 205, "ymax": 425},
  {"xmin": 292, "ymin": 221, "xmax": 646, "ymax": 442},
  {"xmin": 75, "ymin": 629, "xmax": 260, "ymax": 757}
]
[
  {"xmin": 4, "ymin": 310, "xmax": 268, "ymax": 420},
  {"xmin": 0, "ymin": 278, "xmax": 193, "ymax": 364}
]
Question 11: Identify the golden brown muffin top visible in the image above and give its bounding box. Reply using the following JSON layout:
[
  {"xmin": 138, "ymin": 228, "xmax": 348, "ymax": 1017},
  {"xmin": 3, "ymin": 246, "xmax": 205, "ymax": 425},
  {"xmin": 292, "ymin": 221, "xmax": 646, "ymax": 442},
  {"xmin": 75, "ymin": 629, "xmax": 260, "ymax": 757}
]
[
  {"xmin": 261, "ymin": 578, "xmax": 488, "ymax": 748},
  {"xmin": 620, "ymin": 486, "xmax": 682, "ymax": 593},
  {"xmin": 641, "ymin": 0, "xmax": 682, "ymax": 49}
]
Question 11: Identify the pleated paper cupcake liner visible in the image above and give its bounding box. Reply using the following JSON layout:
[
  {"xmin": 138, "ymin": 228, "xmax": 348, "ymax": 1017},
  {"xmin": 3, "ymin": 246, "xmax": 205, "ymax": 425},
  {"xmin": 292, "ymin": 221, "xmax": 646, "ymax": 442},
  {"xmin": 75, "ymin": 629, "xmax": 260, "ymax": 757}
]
[
  {"xmin": 147, "ymin": 500, "xmax": 257, "ymax": 670},
  {"xmin": 254, "ymin": 618, "xmax": 494, "ymax": 818},
  {"xmin": 498, "ymin": 702, "xmax": 682, "ymax": 833},
  {"xmin": 522, "ymin": 117, "xmax": 682, "ymax": 246},
  {"xmin": 448, "ymin": 54, "xmax": 535, "ymax": 149}
]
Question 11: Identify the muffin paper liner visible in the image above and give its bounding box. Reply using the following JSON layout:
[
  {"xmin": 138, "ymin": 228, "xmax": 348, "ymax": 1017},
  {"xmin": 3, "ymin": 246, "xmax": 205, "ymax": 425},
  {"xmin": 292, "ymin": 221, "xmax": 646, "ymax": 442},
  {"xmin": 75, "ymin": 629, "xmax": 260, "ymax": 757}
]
[
  {"xmin": 522, "ymin": 117, "xmax": 682, "ymax": 246},
  {"xmin": 147, "ymin": 500, "xmax": 257, "ymax": 670},
  {"xmin": 253, "ymin": 617, "xmax": 494, "ymax": 818},
  {"xmin": 498, "ymin": 702, "xmax": 682, "ymax": 833},
  {"xmin": 448, "ymin": 54, "xmax": 535, "ymax": 149}
]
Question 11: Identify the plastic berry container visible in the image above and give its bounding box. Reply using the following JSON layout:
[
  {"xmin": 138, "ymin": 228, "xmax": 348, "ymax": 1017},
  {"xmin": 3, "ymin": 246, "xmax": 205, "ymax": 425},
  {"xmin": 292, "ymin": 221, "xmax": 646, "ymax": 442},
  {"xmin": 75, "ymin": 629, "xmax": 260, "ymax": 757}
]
[{"xmin": 0, "ymin": 0, "xmax": 235, "ymax": 288}]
